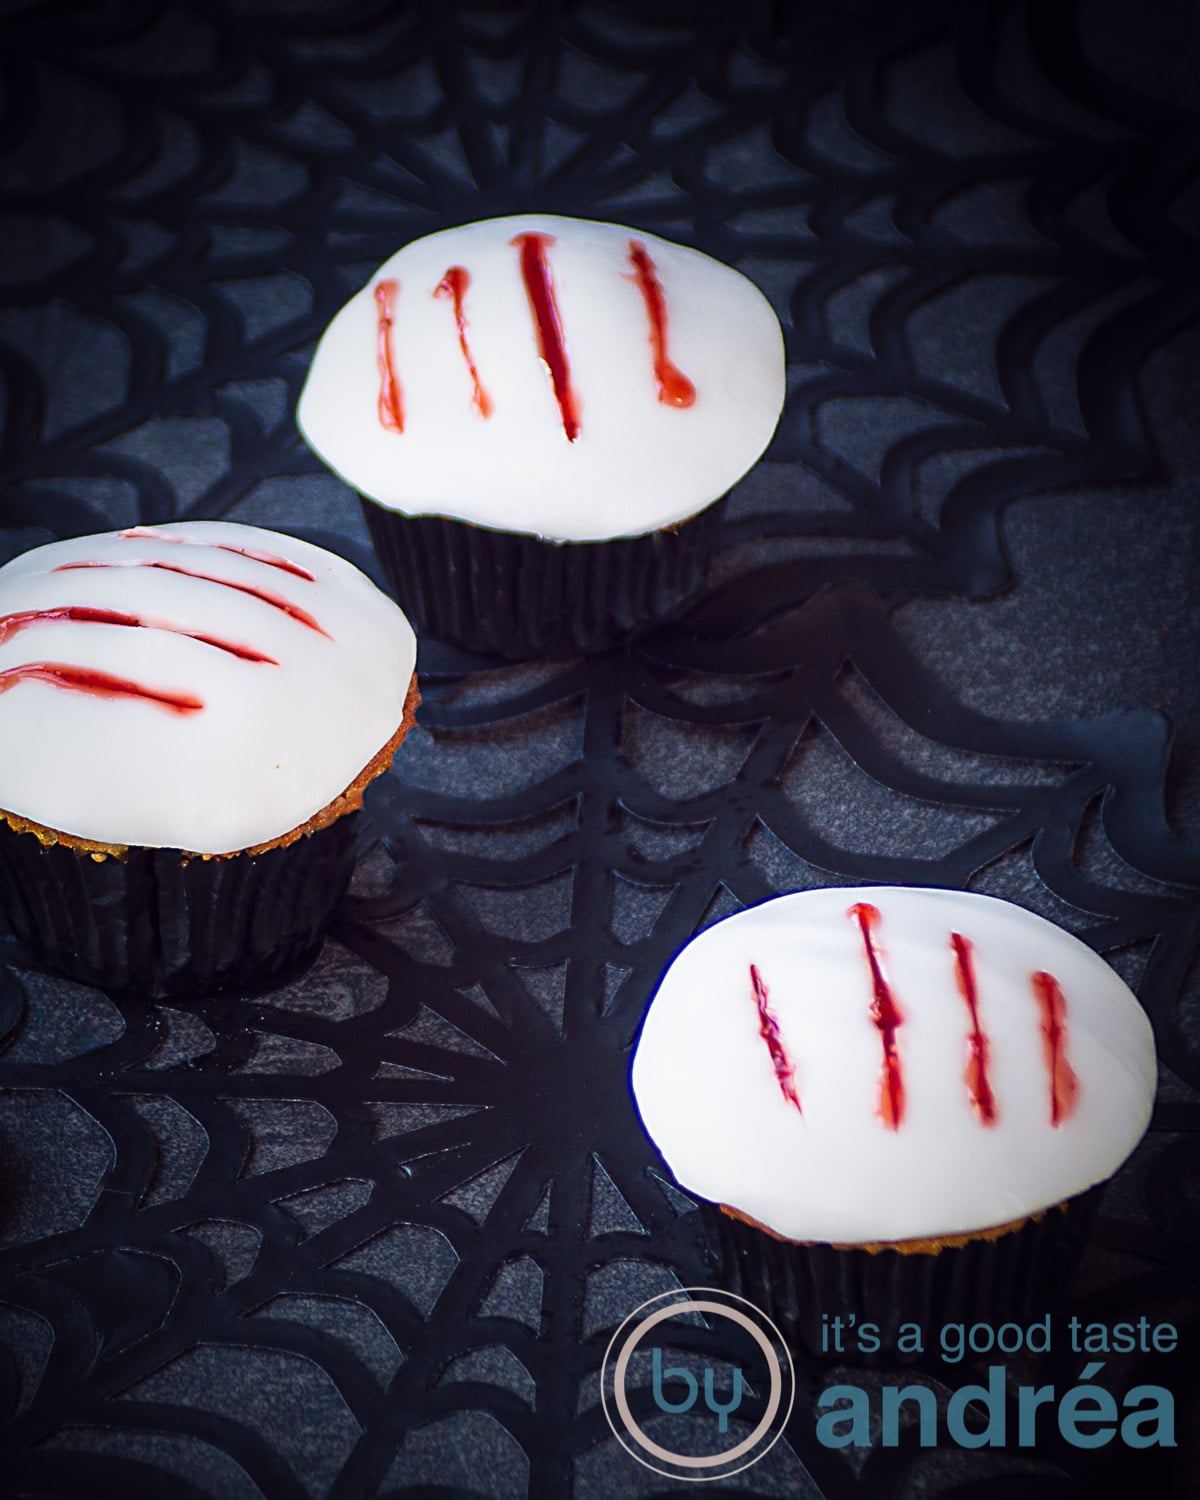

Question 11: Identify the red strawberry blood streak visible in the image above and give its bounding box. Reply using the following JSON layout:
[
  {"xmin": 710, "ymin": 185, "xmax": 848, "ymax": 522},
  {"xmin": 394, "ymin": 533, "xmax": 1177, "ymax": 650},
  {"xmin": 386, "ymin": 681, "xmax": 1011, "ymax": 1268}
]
[
  {"xmin": 374, "ymin": 278, "xmax": 405, "ymax": 433},
  {"xmin": 626, "ymin": 240, "xmax": 696, "ymax": 408},
  {"xmin": 119, "ymin": 528, "xmax": 315, "ymax": 582},
  {"xmin": 1032, "ymin": 970, "xmax": 1080, "ymax": 1126},
  {"xmin": 950, "ymin": 932, "xmax": 997, "ymax": 1124},
  {"xmin": 749, "ymin": 963, "xmax": 802, "ymax": 1113},
  {"xmin": 434, "ymin": 266, "xmax": 493, "ymax": 418},
  {"xmin": 849, "ymin": 902, "xmax": 905, "ymax": 1129},
  {"xmin": 0, "ymin": 661, "xmax": 202, "ymax": 713},
  {"xmin": 53, "ymin": 560, "xmax": 329, "ymax": 638},
  {"xmin": 511, "ymin": 232, "xmax": 580, "ymax": 441},
  {"xmin": 0, "ymin": 606, "xmax": 276, "ymax": 664}
]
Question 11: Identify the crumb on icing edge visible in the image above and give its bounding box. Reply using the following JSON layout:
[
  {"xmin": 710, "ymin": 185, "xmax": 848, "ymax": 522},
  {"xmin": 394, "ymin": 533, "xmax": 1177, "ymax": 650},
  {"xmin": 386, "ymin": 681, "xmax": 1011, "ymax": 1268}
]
[{"xmin": 717, "ymin": 1198, "xmax": 1058, "ymax": 1255}]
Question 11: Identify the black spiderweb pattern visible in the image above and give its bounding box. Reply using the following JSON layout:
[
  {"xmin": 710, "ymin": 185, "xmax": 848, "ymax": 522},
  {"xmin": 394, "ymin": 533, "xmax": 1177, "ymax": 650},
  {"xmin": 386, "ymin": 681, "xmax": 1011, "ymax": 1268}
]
[{"xmin": 0, "ymin": 3, "xmax": 1198, "ymax": 1497}]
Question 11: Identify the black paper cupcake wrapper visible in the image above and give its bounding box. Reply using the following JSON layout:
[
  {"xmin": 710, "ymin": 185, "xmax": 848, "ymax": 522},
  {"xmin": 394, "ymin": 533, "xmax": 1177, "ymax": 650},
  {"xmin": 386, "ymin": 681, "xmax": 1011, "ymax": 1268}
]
[
  {"xmin": 360, "ymin": 498, "xmax": 724, "ymax": 658},
  {"xmin": 700, "ymin": 1188, "xmax": 1102, "ymax": 1365},
  {"xmin": 0, "ymin": 812, "xmax": 362, "ymax": 999}
]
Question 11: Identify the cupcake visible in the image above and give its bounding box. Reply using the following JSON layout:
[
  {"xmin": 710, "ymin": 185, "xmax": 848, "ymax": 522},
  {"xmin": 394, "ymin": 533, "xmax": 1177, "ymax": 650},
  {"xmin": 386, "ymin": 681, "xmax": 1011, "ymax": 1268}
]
[
  {"xmin": 0, "ymin": 522, "xmax": 419, "ymax": 998},
  {"xmin": 631, "ymin": 887, "xmax": 1157, "ymax": 1361},
  {"xmin": 297, "ymin": 214, "xmax": 786, "ymax": 657}
]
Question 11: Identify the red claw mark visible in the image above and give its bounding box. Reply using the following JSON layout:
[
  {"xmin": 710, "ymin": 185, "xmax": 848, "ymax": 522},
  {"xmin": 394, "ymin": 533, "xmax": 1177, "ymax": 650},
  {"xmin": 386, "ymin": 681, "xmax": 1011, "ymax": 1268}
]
[
  {"xmin": 0, "ymin": 661, "xmax": 203, "ymax": 714},
  {"xmin": 53, "ymin": 561, "xmax": 330, "ymax": 638},
  {"xmin": 0, "ymin": 606, "xmax": 276, "ymax": 664},
  {"xmin": 849, "ymin": 903, "xmax": 906, "ymax": 1129},
  {"xmin": 374, "ymin": 278, "xmax": 405, "ymax": 433},
  {"xmin": 511, "ymin": 232, "xmax": 580, "ymax": 442},
  {"xmin": 627, "ymin": 240, "xmax": 696, "ymax": 408},
  {"xmin": 950, "ymin": 933, "xmax": 997, "ymax": 1125},
  {"xmin": 119, "ymin": 528, "xmax": 315, "ymax": 582},
  {"xmin": 434, "ymin": 266, "xmax": 494, "ymax": 418},
  {"xmin": 749, "ymin": 963, "xmax": 802, "ymax": 1114},
  {"xmin": 1032, "ymin": 971, "xmax": 1080, "ymax": 1126},
  {"xmin": 0, "ymin": 606, "xmax": 143, "ymax": 647}
]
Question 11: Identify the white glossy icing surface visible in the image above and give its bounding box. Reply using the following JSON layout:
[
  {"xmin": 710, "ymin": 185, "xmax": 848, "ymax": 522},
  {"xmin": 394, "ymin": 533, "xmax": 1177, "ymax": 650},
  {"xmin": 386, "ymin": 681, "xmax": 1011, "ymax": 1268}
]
[
  {"xmin": 631, "ymin": 887, "xmax": 1156, "ymax": 1243},
  {"xmin": 297, "ymin": 214, "xmax": 786, "ymax": 542},
  {"xmin": 0, "ymin": 523, "xmax": 417, "ymax": 854}
]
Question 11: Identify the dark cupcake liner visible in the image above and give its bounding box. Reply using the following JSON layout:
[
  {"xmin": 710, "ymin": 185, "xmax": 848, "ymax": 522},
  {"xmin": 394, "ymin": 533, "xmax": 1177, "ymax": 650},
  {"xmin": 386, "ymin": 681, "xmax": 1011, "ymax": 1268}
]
[
  {"xmin": 0, "ymin": 811, "xmax": 363, "ymax": 1000},
  {"xmin": 360, "ymin": 497, "xmax": 724, "ymax": 658},
  {"xmin": 700, "ymin": 1187, "xmax": 1102, "ymax": 1365}
]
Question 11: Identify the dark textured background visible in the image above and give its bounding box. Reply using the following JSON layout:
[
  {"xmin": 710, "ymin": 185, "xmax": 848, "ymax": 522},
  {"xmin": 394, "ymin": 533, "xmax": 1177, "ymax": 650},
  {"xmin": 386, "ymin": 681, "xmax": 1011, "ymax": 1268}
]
[{"xmin": 0, "ymin": 2, "xmax": 1197, "ymax": 1496}]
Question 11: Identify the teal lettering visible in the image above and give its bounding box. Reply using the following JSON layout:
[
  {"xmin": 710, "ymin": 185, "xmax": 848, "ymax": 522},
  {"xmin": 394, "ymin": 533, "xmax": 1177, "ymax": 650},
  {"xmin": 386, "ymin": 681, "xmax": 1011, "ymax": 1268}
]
[
  {"xmin": 703, "ymin": 1366, "xmax": 743, "ymax": 1434},
  {"xmin": 946, "ymin": 1364, "xmax": 1006, "ymax": 1448},
  {"xmin": 940, "ymin": 1322, "xmax": 965, "ymax": 1363},
  {"xmin": 1017, "ymin": 1383, "xmax": 1056, "ymax": 1446},
  {"xmin": 1027, "ymin": 1315, "xmax": 1051, "ymax": 1354},
  {"xmin": 1121, "ymin": 1386, "xmax": 1176, "ymax": 1448},
  {"xmin": 897, "ymin": 1322, "xmax": 923, "ymax": 1355},
  {"xmin": 1058, "ymin": 1363, "xmax": 1117, "ymax": 1448},
  {"xmin": 652, "ymin": 1347, "xmax": 697, "ymax": 1415},
  {"xmin": 881, "ymin": 1384, "xmax": 937, "ymax": 1447},
  {"xmin": 816, "ymin": 1385, "xmax": 870, "ymax": 1448}
]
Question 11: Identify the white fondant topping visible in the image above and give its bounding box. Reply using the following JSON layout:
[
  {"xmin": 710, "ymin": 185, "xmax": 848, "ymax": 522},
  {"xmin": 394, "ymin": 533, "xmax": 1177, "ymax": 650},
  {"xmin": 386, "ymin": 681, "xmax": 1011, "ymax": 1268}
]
[
  {"xmin": 631, "ymin": 887, "xmax": 1156, "ymax": 1243},
  {"xmin": 0, "ymin": 522, "xmax": 417, "ymax": 855},
  {"xmin": 297, "ymin": 214, "xmax": 786, "ymax": 542}
]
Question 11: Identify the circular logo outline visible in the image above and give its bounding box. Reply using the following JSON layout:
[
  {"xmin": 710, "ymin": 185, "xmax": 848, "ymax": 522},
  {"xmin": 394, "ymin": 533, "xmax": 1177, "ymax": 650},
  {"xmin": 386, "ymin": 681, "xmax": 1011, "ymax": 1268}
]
[{"xmin": 600, "ymin": 1286, "xmax": 796, "ymax": 1482}]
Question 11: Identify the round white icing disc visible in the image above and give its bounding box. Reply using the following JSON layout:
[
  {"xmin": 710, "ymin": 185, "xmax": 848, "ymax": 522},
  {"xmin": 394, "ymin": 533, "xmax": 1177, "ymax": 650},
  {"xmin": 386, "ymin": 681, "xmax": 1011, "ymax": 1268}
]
[
  {"xmin": 0, "ymin": 522, "xmax": 417, "ymax": 855},
  {"xmin": 297, "ymin": 214, "xmax": 786, "ymax": 542},
  {"xmin": 631, "ymin": 886, "xmax": 1156, "ymax": 1244}
]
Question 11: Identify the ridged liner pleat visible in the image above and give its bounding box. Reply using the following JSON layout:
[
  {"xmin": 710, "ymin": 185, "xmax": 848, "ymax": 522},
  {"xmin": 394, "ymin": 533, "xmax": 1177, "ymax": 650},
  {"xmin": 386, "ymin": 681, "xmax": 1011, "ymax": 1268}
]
[
  {"xmin": 0, "ymin": 812, "xmax": 362, "ymax": 999},
  {"xmin": 360, "ymin": 499, "xmax": 724, "ymax": 657},
  {"xmin": 700, "ymin": 1187, "xmax": 1102, "ymax": 1365}
]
